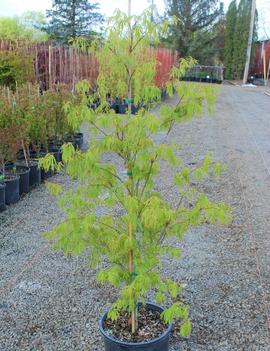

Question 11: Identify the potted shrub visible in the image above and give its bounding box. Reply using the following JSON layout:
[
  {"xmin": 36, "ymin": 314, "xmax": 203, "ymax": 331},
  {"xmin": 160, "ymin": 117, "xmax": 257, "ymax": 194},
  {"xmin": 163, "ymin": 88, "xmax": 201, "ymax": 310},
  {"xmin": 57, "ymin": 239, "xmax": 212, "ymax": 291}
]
[
  {"xmin": 40, "ymin": 10, "xmax": 231, "ymax": 351},
  {"xmin": 0, "ymin": 126, "xmax": 21, "ymax": 205},
  {"xmin": 5, "ymin": 84, "xmax": 42, "ymax": 187}
]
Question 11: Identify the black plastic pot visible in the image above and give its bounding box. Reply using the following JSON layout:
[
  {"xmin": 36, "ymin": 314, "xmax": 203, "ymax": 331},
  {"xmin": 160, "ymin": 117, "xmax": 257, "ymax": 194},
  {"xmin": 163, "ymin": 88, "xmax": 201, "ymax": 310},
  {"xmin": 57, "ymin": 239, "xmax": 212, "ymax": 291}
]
[
  {"xmin": 99, "ymin": 303, "xmax": 172, "ymax": 351},
  {"xmin": 30, "ymin": 162, "xmax": 41, "ymax": 186},
  {"xmin": 35, "ymin": 152, "xmax": 55, "ymax": 181},
  {"xmin": 4, "ymin": 175, "xmax": 20, "ymax": 205},
  {"xmin": 161, "ymin": 90, "xmax": 167, "ymax": 100},
  {"xmin": 74, "ymin": 133, "xmax": 84, "ymax": 149},
  {"xmin": 48, "ymin": 147, "xmax": 61, "ymax": 162},
  {"xmin": 73, "ymin": 136, "xmax": 83, "ymax": 150},
  {"xmin": 41, "ymin": 168, "xmax": 53, "ymax": 181},
  {"xmin": 0, "ymin": 183, "xmax": 6, "ymax": 212},
  {"xmin": 6, "ymin": 166, "xmax": 30, "ymax": 195},
  {"xmin": 16, "ymin": 161, "xmax": 41, "ymax": 187},
  {"xmin": 118, "ymin": 103, "xmax": 127, "ymax": 114}
]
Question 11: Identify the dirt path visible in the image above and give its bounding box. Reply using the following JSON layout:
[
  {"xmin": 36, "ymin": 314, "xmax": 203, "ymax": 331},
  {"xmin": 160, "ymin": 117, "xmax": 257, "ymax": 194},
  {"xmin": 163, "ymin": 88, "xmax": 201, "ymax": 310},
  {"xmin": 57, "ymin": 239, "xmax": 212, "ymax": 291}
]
[
  {"xmin": 169, "ymin": 84, "xmax": 270, "ymax": 350},
  {"xmin": 0, "ymin": 85, "xmax": 270, "ymax": 350}
]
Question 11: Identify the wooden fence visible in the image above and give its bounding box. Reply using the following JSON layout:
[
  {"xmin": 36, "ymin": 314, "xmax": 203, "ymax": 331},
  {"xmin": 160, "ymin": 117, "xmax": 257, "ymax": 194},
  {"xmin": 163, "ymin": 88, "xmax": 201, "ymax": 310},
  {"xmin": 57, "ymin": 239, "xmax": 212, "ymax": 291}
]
[
  {"xmin": 0, "ymin": 40, "xmax": 178, "ymax": 90},
  {"xmin": 252, "ymin": 40, "xmax": 270, "ymax": 78}
]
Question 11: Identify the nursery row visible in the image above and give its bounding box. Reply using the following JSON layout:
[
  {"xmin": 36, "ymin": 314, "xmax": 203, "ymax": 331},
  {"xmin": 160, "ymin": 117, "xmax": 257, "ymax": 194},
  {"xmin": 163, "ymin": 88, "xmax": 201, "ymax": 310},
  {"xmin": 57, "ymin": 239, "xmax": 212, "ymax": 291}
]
[
  {"xmin": 0, "ymin": 83, "xmax": 86, "ymax": 212},
  {"xmin": 181, "ymin": 76, "xmax": 222, "ymax": 84},
  {"xmin": 0, "ymin": 81, "xmax": 170, "ymax": 213},
  {"xmin": 0, "ymin": 132, "xmax": 84, "ymax": 212}
]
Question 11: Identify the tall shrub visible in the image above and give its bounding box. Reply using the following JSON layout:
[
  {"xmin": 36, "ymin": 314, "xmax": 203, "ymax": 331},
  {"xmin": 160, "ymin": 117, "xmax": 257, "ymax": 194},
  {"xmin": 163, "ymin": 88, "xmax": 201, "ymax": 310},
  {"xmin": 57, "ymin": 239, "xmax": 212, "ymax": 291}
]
[
  {"xmin": 0, "ymin": 51, "xmax": 35, "ymax": 89},
  {"xmin": 41, "ymin": 10, "xmax": 231, "ymax": 336},
  {"xmin": 232, "ymin": 0, "xmax": 257, "ymax": 79},
  {"xmin": 224, "ymin": 0, "xmax": 238, "ymax": 79}
]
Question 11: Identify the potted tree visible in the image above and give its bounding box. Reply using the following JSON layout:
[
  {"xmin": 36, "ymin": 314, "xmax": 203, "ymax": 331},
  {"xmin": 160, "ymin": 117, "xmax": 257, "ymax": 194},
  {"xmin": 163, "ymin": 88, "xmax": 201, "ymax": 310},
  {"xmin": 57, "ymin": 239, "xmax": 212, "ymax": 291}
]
[
  {"xmin": 9, "ymin": 84, "xmax": 42, "ymax": 187},
  {"xmin": 40, "ymin": 9, "xmax": 231, "ymax": 351},
  {"xmin": 0, "ymin": 125, "xmax": 21, "ymax": 205}
]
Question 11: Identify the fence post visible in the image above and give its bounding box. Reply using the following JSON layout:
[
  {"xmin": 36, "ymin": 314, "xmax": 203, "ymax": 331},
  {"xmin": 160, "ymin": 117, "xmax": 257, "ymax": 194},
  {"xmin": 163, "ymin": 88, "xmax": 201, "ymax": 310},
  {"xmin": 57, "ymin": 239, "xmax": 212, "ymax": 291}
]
[{"xmin": 48, "ymin": 45, "xmax": 52, "ymax": 89}]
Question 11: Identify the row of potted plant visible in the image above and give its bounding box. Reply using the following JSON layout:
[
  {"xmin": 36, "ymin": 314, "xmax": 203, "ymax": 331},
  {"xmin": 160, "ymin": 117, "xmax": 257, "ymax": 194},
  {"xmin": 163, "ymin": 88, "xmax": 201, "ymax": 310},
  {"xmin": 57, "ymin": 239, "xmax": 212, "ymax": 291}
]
[
  {"xmin": 181, "ymin": 76, "xmax": 222, "ymax": 84},
  {"xmin": 0, "ymin": 84, "xmax": 84, "ymax": 212},
  {"xmin": 0, "ymin": 132, "xmax": 84, "ymax": 211}
]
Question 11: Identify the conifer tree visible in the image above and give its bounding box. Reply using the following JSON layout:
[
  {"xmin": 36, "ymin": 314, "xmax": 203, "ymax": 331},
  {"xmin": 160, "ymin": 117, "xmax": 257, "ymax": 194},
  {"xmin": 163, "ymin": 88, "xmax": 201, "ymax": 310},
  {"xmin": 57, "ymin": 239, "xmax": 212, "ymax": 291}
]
[
  {"xmin": 165, "ymin": 0, "xmax": 222, "ymax": 63},
  {"xmin": 40, "ymin": 10, "xmax": 231, "ymax": 337},
  {"xmin": 224, "ymin": 0, "xmax": 238, "ymax": 79},
  {"xmin": 46, "ymin": 0, "xmax": 104, "ymax": 43},
  {"xmin": 232, "ymin": 0, "xmax": 257, "ymax": 79}
]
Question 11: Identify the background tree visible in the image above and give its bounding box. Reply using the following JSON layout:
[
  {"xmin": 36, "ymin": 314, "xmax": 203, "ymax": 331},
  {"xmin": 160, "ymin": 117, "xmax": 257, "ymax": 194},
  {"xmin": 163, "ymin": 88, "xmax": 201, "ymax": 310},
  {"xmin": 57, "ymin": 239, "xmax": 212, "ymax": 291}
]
[
  {"xmin": 46, "ymin": 0, "xmax": 104, "ymax": 43},
  {"xmin": 0, "ymin": 13, "xmax": 47, "ymax": 41},
  {"xmin": 165, "ymin": 0, "xmax": 222, "ymax": 63},
  {"xmin": 232, "ymin": 0, "xmax": 258, "ymax": 79},
  {"xmin": 224, "ymin": 0, "xmax": 237, "ymax": 79},
  {"xmin": 213, "ymin": 3, "xmax": 226, "ymax": 64}
]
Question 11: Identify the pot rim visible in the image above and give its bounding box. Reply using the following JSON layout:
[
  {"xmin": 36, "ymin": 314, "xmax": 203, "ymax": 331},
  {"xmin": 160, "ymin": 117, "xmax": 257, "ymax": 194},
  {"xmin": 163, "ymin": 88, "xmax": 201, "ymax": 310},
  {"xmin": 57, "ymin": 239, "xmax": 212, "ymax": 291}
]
[
  {"xmin": 3, "ymin": 174, "xmax": 20, "ymax": 182},
  {"xmin": 99, "ymin": 302, "xmax": 172, "ymax": 347},
  {"xmin": 16, "ymin": 160, "xmax": 38, "ymax": 167},
  {"xmin": 5, "ymin": 166, "xmax": 30, "ymax": 175}
]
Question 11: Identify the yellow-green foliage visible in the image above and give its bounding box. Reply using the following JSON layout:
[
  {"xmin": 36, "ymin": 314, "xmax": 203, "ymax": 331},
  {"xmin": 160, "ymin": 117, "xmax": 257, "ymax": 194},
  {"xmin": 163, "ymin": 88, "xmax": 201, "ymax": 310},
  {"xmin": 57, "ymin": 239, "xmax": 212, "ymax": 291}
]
[
  {"xmin": 0, "ymin": 51, "xmax": 35, "ymax": 89},
  {"xmin": 40, "ymin": 10, "xmax": 231, "ymax": 338}
]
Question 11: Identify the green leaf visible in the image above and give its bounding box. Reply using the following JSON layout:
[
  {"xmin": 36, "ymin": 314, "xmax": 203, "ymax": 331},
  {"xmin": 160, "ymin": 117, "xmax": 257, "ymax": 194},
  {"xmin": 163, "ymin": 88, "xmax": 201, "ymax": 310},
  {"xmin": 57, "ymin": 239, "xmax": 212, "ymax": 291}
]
[{"xmin": 180, "ymin": 320, "xmax": 192, "ymax": 337}]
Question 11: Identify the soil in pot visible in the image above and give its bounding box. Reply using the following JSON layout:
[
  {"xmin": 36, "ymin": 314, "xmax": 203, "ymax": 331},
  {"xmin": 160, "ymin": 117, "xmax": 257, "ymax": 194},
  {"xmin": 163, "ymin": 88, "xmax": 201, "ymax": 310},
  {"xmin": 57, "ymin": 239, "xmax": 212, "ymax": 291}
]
[
  {"xmin": 100, "ymin": 303, "xmax": 172, "ymax": 351},
  {"xmin": 0, "ymin": 183, "xmax": 6, "ymax": 212},
  {"xmin": 4, "ymin": 175, "xmax": 20, "ymax": 205},
  {"xmin": 104, "ymin": 306, "xmax": 167, "ymax": 343},
  {"xmin": 5, "ymin": 166, "xmax": 30, "ymax": 195}
]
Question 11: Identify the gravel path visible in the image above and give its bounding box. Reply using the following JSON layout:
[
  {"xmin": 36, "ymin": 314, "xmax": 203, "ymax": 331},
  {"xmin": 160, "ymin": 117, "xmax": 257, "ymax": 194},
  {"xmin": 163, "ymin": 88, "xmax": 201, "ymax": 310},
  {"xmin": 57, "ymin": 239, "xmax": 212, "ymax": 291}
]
[{"xmin": 1, "ymin": 85, "xmax": 270, "ymax": 350}]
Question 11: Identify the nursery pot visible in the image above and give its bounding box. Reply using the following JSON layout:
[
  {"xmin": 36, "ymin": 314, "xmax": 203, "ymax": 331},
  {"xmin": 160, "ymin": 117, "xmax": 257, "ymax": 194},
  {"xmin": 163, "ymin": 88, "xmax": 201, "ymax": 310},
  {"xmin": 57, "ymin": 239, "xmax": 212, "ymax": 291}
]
[
  {"xmin": 99, "ymin": 303, "xmax": 172, "ymax": 351},
  {"xmin": 16, "ymin": 161, "xmax": 41, "ymax": 187},
  {"xmin": 4, "ymin": 175, "xmax": 20, "ymax": 205},
  {"xmin": 41, "ymin": 168, "xmax": 53, "ymax": 181},
  {"xmin": 73, "ymin": 136, "xmax": 83, "ymax": 150},
  {"xmin": 118, "ymin": 103, "xmax": 127, "ymax": 114},
  {"xmin": 16, "ymin": 160, "xmax": 41, "ymax": 187},
  {"xmin": 74, "ymin": 133, "xmax": 84, "ymax": 149},
  {"xmin": 6, "ymin": 166, "xmax": 30, "ymax": 195},
  {"xmin": 0, "ymin": 183, "xmax": 6, "ymax": 212},
  {"xmin": 29, "ymin": 162, "xmax": 41, "ymax": 186},
  {"xmin": 48, "ymin": 147, "xmax": 61, "ymax": 163}
]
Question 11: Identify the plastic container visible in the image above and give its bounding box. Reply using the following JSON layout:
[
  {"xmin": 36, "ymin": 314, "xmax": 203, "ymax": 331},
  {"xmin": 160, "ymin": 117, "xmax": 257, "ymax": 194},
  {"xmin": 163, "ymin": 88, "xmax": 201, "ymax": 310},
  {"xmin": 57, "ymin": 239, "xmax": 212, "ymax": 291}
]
[
  {"xmin": 4, "ymin": 175, "xmax": 20, "ymax": 205},
  {"xmin": 99, "ymin": 302, "xmax": 172, "ymax": 351},
  {"xmin": 0, "ymin": 183, "xmax": 6, "ymax": 211}
]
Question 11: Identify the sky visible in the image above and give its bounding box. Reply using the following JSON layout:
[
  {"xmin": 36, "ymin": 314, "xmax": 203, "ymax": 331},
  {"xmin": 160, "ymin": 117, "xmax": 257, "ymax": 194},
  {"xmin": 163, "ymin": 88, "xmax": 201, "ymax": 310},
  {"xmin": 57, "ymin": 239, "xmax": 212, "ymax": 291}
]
[{"xmin": 1, "ymin": 0, "xmax": 270, "ymax": 38}]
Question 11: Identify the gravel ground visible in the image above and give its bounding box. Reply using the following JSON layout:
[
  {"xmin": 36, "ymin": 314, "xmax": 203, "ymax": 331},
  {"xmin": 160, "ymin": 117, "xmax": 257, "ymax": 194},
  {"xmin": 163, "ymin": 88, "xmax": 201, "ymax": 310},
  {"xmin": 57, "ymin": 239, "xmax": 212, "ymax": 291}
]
[{"xmin": 0, "ymin": 84, "xmax": 270, "ymax": 350}]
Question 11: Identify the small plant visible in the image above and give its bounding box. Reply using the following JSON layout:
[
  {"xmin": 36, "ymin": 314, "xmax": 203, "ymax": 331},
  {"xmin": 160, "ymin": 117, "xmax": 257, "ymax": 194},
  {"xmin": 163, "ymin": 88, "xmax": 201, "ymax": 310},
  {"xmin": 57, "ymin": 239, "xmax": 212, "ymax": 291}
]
[
  {"xmin": 40, "ymin": 10, "xmax": 231, "ymax": 344},
  {"xmin": 0, "ymin": 125, "xmax": 21, "ymax": 178},
  {"xmin": 43, "ymin": 84, "xmax": 74, "ymax": 145}
]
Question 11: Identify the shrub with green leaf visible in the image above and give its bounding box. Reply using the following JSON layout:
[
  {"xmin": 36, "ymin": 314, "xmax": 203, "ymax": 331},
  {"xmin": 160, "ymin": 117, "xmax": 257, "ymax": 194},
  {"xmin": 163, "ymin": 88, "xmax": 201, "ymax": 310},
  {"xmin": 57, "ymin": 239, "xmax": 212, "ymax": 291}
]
[
  {"xmin": 40, "ymin": 10, "xmax": 231, "ymax": 338},
  {"xmin": 0, "ymin": 94, "xmax": 21, "ymax": 175},
  {"xmin": 0, "ymin": 51, "xmax": 35, "ymax": 90},
  {"xmin": 0, "ymin": 84, "xmax": 74, "ymax": 166}
]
